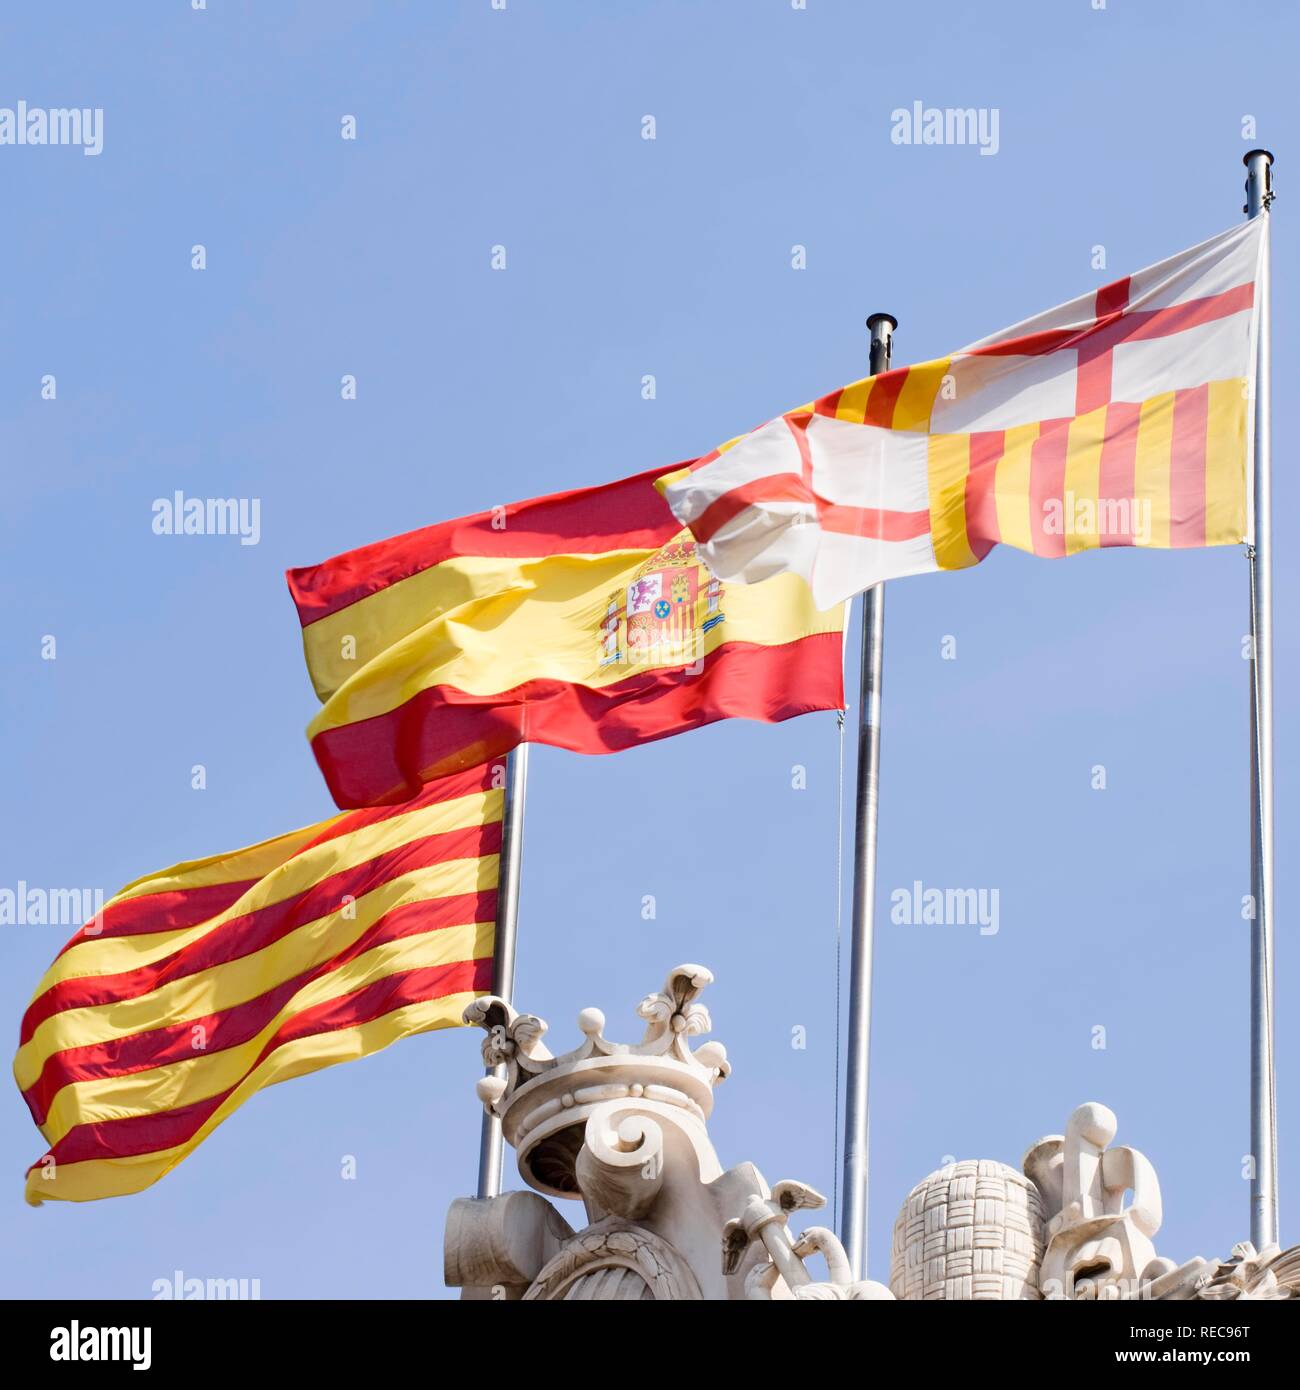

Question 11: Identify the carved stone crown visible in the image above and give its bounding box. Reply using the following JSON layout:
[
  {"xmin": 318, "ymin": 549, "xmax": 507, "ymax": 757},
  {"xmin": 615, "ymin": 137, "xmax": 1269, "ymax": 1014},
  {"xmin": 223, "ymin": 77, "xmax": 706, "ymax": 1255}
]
[{"xmin": 464, "ymin": 964, "xmax": 731, "ymax": 1199}]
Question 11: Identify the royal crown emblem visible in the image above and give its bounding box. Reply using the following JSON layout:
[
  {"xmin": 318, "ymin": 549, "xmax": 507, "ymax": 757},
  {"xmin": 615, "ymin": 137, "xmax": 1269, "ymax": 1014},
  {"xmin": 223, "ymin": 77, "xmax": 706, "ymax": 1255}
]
[
  {"xmin": 464, "ymin": 964, "xmax": 731, "ymax": 1198},
  {"xmin": 598, "ymin": 532, "xmax": 724, "ymax": 670}
]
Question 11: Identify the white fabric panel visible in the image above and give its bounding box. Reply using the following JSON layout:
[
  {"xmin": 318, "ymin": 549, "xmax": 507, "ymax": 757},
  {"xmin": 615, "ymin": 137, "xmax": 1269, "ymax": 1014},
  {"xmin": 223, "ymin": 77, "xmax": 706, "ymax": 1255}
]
[
  {"xmin": 954, "ymin": 219, "xmax": 1261, "ymax": 354},
  {"xmin": 671, "ymin": 413, "xmax": 936, "ymax": 608},
  {"xmin": 934, "ymin": 220, "xmax": 1262, "ymax": 430},
  {"xmin": 695, "ymin": 501, "xmax": 820, "ymax": 588},
  {"xmin": 1110, "ymin": 309, "xmax": 1254, "ymax": 403},
  {"xmin": 810, "ymin": 529, "xmax": 938, "ymax": 609},
  {"xmin": 804, "ymin": 414, "xmax": 931, "ymax": 509},
  {"xmin": 1123, "ymin": 218, "xmax": 1263, "ymax": 315},
  {"xmin": 929, "ymin": 351, "xmax": 1078, "ymax": 432},
  {"xmin": 664, "ymin": 415, "xmax": 802, "ymax": 525}
]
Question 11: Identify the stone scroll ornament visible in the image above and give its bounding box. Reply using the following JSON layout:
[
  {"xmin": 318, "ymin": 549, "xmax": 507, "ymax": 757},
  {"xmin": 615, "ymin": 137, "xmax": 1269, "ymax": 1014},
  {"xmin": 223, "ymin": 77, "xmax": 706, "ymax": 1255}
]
[
  {"xmin": 445, "ymin": 964, "xmax": 891, "ymax": 1300},
  {"xmin": 444, "ymin": 965, "xmax": 1299, "ymax": 1302}
]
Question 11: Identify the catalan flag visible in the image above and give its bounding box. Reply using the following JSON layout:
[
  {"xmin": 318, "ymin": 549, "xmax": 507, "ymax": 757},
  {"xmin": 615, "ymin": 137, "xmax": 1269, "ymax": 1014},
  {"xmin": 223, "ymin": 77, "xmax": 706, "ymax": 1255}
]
[
  {"xmin": 665, "ymin": 219, "xmax": 1264, "ymax": 606},
  {"xmin": 288, "ymin": 467, "xmax": 844, "ymax": 810},
  {"xmin": 15, "ymin": 766, "xmax": 498, "ymax": 1204}
]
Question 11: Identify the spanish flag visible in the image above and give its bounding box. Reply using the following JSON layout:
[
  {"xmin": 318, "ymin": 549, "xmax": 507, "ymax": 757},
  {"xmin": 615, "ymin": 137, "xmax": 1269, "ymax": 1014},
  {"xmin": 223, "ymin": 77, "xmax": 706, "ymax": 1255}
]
[
  {"xmin": 288, "ymin": 467, "xmax": 844, "ymax": 809},
  {"xmin": 16, "ymin": 766, "xmax": 498, "ymax": 1204}
]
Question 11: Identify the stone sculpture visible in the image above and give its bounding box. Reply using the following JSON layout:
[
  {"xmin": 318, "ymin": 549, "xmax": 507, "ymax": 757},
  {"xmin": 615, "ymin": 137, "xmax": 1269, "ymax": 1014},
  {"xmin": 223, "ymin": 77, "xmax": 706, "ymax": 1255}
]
[
  {"xmin": 444, "ymin": 963, "xmax": 1298, "ymax": 1302},
  {"xmin": 892, "ymin": 1100, "xmax": 1300, "ymax": 1301},
  {"xmin": 444, "ymin": 963, "xmax": 891, "ymax": 1300}
]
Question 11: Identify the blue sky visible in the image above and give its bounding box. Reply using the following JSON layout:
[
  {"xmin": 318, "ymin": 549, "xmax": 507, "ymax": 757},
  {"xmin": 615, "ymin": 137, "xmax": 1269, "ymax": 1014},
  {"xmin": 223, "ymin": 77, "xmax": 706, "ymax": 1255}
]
[{"xmin": 0, "ymin": 0, "xmax": 1294, "ymax": 1297}]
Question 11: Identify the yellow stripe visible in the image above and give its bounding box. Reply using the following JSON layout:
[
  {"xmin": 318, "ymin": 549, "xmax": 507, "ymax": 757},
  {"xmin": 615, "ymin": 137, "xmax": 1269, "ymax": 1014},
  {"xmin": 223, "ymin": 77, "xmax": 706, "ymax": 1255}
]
[
  {"xmin": 1204, "ymin": 377, "xmax": 1249, "ymax": 545},
  {"xmin": 306, "ymin": 544, "xmax": 841, "ymax": 734},
  {"xmin": 926, "ymin": 433, "xmax": 978, "ymax": 570},
  {"xmin": 17, "ymin": 856, "xmax": 498, "ymax": 1088},
  {"xmin": 305, "ymin": 541, "xmax": 843, "ymax": 718},
  {"xmin": 35, "ymin": 787, "xmax": 501, "ymax": 993},
  {"xmin": 834, "ymin": 378, "xmax": 873, "ymax": 425},
  {"xmin": 1062, "ymin": 405, "xmax": 1106, "ymax": 556},
  {"xmin": 892, "ymin": 357, "xmax": 951, "ymax": 432},
  {"xmin": 993, "ymin": 423, "xmax": 1041, "ymax": 555},
  {"xmin": 39, "ymin": 921, "xmax": 491, "ymax": 1145},
  {"xmin": 25, "ymin": 986, "xmax": 486, "ymax": 1204},
  {"xmin": 103, "ymin": 821, "xmax": 335, "ymax": 912},
  {"xmin": 302, "ymin": 551, "xmax": 588, "ymax": 703},
  {"xmin": 653, "ymin": 466, "xmax": 691, "ymax": 496},
  {"xmin": 1132, "ymin": 391, "xmax": 1174, "ymax": 548}
]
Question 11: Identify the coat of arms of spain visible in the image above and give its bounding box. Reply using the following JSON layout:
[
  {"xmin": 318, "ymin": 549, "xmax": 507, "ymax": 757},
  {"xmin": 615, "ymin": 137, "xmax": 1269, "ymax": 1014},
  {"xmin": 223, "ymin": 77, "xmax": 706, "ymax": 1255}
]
[{"xmin": 598, "ymin": 532, "xmax": 725, "ymax": 670}]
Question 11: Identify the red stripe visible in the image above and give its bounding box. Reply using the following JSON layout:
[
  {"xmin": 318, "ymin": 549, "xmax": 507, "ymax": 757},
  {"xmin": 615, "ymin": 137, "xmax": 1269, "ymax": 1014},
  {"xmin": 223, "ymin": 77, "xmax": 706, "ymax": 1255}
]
[
  {"xmin": 1096, "ymin": 401, "xmax": 1141, "ymax": 547},
  {"xmin": 965, "ymin": 282, "xmax": 1254, "ymax": 359},
  {"xmin": 785, "ymin": 414, "xmax": 815, "ymax": 487},
  {"xmin": 815, "ymin": 504, "xmax": 931, "ymax": 540},
  {"xmin": 1074, "ymin": 341, "xmax": 1113, "ymax": 415},
  {"xmin": 1120, "ymin": 282, "xmax": 1254, "ymax": 345},
  {"xmin": 21, "ymin": 821, "xmax": 501, "ymax": 1043},
  {"xmin": 296, "ymin": 763, "xmax": 498, "ymax": 852},
  {"xmin": 1096, "ymin": 276, "xmax": 1131, "ymax": 318},
  {"xmin": 23, "ymin": 890, "xmax": 496, "ymax": 1126},
  {"xmin": 814, "ymin": 388, "xmax": 843, "ymax": 418},
  {"xmin": 690, "ymin": 474, "xmax": 815, "ymax": 544},
  {"xmin": 963, "ymin": 430, "xmax": 1005, "ymax": 559},
  {"xmin": 53, "ymin": 878, "xmax": 259, "ymax": 958},
  {"xmin": 49, "ymin": 765, "xmax": 497, "ymax": 964},
  {"xmin": 287, "ymin": 466, "xmax": 688, "ymax": 628},
  {"xmin": 1028, "ymin": 418, "xmax": 1072, "ymax": 557},
  {"xmin": 863, "ymin": 367, "xmax": 909, "ymax": 427},
  {"xmin": 1074, "ymin": 272, "xmax": 1130, "ymax": 417},
  {"xmin": 1169, "ymin": 384, "xmax": 1209, "ymax": 547},
  {"xmin": 311, "ymin": 632, "xmax": 845, "ymax": 808},
  {"xmin": 965, "ymin": 324, "xmax": 1097, "ymax": 359},
  {"xmin": 36, "ymin": 1091, "xmax": 231, "ymax": 1168},
  {"xmin": 31, "ymin": 957, "xmax": 492, "ymax": 1170},
  {"xmin": 695, "ymin": 417, "xmax": 929, "ymax": 545}
]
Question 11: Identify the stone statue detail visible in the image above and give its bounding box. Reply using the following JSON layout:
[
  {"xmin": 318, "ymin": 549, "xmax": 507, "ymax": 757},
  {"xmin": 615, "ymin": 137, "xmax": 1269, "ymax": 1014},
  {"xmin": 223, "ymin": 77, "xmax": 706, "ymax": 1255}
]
[
  {"xmin": 891, "ymin": 1100, "xmax": 1300, "ymax": 1301},
  {"xmin": 445, "ymin": 966, "xmax": 1299, "ymax": 1302},
  {"xmin": 1023, "ymin": 1101, "xmax": 1174, "ymax": 1299},
  {"xmin": 444, "ymin": 964, "xmax": 892, "ymax": 1301}
]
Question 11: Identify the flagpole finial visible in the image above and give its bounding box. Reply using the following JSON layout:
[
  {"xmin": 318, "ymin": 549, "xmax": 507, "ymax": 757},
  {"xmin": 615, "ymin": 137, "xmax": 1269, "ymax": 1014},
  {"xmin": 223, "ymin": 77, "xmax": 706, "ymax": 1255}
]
[
  {"xmin": 1244, "ymin": 150, "xmax": 1274, "ymax": 215},
  {"xmin": 866, "ymin": 313, "xmax": 897, "ymax": 371}
]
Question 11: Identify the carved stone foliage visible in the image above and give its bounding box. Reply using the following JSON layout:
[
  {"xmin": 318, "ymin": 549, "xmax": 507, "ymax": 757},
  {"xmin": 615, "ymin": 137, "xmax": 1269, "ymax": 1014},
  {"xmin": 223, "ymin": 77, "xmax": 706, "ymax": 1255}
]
[
  {"xmin": 465, "ymin": 963, "xmax": 731, "ymax": 1120},
  {"xmin": 1198, "ymin": 1243, "xmax": 1300, "ymax": 1301},
  {"xmin": 461, "ymin": 964, "xmax": 734, "ymax": 1201},
  {"xmin": 522, "ymin": 1219, "xmax": 703, "ymax": 1302}
]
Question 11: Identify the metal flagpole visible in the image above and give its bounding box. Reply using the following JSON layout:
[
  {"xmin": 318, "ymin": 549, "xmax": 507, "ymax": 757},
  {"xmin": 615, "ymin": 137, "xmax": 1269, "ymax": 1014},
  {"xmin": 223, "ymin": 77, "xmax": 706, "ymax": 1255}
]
[
  {"xmin": 840, "ymin": 311, "xmax": 896, "ymax": 1280},
  {"xmin": 1243, "ymin": 149, "xmax": 1277, "ymax": 1250},
  {"xmin": 475, "ymin": 743, "xmax": 529, "ymax": 1198}
]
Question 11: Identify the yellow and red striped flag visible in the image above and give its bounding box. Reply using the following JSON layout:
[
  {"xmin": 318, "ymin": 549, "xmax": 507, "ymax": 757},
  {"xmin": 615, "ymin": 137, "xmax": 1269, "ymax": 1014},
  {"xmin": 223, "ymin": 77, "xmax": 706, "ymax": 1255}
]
[
  {"xmin": 15, "ymin": 766, "xmax": 498, "ymax": 1204},
  {"xmin": 664, "ymin": 219, "xmax": 1265, "ymax": 606},
  {"xmin": 288, "ymin": 466, "xmax": 843, "ymax": 810}
]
